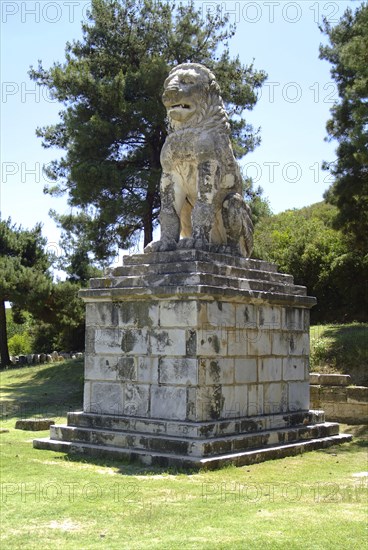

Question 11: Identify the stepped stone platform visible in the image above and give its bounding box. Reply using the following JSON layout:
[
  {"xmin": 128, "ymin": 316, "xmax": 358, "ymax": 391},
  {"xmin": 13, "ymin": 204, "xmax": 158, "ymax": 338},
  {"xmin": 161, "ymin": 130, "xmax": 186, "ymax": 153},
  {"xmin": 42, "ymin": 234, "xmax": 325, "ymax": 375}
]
[{"xmin": 34, "ymin": 249, "xmax": 351, "ymax": 468}]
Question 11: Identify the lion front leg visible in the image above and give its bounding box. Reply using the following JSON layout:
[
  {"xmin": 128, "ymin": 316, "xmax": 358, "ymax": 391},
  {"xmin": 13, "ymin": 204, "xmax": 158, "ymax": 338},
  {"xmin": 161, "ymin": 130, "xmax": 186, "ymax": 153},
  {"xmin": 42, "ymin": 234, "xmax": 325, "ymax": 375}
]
[
  {"xmin": 190, "ymin": 161, "xmax": 220, "ymax": 246},
  {"xmin": 144, "ymin": 172, "xmax": 183, "ymax": 253}
]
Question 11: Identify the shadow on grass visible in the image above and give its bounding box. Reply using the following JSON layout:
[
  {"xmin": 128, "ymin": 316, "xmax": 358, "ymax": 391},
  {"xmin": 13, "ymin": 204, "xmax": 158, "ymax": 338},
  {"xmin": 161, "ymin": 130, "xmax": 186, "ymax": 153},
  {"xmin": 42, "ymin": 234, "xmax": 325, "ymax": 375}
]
[
  {"xmin": 0, "ymin": 359, "xmax": 84, "ymax": 421},
  {"xmin": 51, "ymin": 451, "xmax": 200, "ymax": 477},
  {"xmin": 319, "ymin": 425, "xmax": 368, "ymax": 455},
  {"xmin": 37, "ymin": 427, "xmax": 367, "ymax": 477}
]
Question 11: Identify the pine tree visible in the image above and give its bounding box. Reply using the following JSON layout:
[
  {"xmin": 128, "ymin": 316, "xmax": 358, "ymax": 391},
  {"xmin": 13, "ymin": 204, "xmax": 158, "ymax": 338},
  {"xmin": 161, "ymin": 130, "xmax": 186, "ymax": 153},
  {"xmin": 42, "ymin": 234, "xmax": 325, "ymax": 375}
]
[
  {"xmin": 320, "ymin": 3, "xmax": 368, "ymax": 252},
  {"xmin": 0, "ymin": 218, "xmax": 52, "ymax": 365}
]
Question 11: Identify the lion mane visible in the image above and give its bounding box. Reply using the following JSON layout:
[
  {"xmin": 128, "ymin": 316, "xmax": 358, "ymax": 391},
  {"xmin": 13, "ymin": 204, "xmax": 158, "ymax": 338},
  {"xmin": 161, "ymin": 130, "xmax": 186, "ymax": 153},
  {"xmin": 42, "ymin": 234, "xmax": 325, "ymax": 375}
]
[{"xmin": 164, "ymin": 63, "xmax": 230, "ymax": 133}]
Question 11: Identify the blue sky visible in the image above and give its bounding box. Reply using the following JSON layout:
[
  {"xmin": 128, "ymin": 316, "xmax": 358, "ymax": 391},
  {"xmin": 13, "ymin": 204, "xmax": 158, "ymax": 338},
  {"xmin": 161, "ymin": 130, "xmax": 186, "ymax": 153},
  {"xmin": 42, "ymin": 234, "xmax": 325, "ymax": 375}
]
[{"xmin": 0, "ymin": 0, "xmax": 355, "ymax": 259}]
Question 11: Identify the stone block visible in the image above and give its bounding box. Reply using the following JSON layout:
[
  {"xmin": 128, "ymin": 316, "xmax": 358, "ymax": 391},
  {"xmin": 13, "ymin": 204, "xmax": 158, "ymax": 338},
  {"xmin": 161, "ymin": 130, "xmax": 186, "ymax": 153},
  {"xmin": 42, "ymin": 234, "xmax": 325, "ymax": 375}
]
[
  {"xmin": 93, "ymin": 327, "xmax": 123, "ymax": 354},
  {"xmin": 150, "ymin": 328, "xmax": 186, "ymax": 355},
  {"xmin": 325, "ymin": 402, "xmax": 368, "ymax": 423},
  {"xmin": 234, "ymin": 385, "xmax": 248, "ymax": 417},
  {"xmin": 204, "ymin": 358, "xmax": 234, "ymax": 385},
  {"xmin": 283, "ymin": 357, "xmax": 306, "ymax": 381},
  {"xmin": 123, "ymin": 384, "xmax": 150, "ymax": 416},
  {"xmin": 86, "ymin": 303, "xmax": 115, "ymax": 326},
  {"xmin": 272, "ymin": 332, "xmax": 308, "ymax": 356},
  {"xmin": 197, "ymin": 328, "xmax": 227, "ymax": 356},
  {"xmin": 192, "ymin": 385, "xmax": 223, "ymax": 421},
  {"xmin": 309, "ymin": 373, "xmax": 320, "ymax": 385},
  {"xmin": 115, "ymin": 357, "xmax": 137, "ymax": 381},
  {"xmin": 227, "ymin": 329, "xmax": 248, "ymax": 356},
  {"xmin": 221, "ymin": 386, "xmax": 237, "ymax": 417},
  {"xmin": 318, "ymin": 374, "xmax": 351, "ymax": 386},
  {"xmin": 264, "ymin": 383, "xmax": 288, "ymax": 414},
  {"xmin": 15, "ymin": 419, "xmax": 55, "ymax": 431},
  {"xmin": 206, "ymin": 301, "xmax": 235, "ymax": 327},
  {"xmin": 186, "ymin": 329, "xmax": 197, "ymax": 356},
  {"xmin": 83, "ymin": 381, "xmax": 91, "ymax": 411},
  {"xmin": 258, "ymin": 357, "xmax": 282, "ymax": 382},
  {"xmin": 159, "ymin": 357, "xmax": 198, "ymax": 385},
  {"xmin": 258, "ymin": 305, "xmax": 281, "ymax": 330},
  {"xmin": 282, "ymin": 308, "xmax": 304, "ymax": 331},
  {"xmin": 247, "ymin": 330, "xmax": 272, "ymax": 356},
  {"xmin": 248, "ymin": 384, "xmax": 264, "ymax": 416},
  {"xmin": 150, "ymin": 386, "xmax": 187, "ymax": 420},
  {"xmin": 84, "ymin": 355, "xmax": 137, "ymax": 382},
  {"xmin": 159, "ymin": 300, "xmax": 198, "ymax": 327},
  {"xmin": 309, "ymin": 384, "xmax": 320, "ymax": 404},
  {"xmin": 320, "ymin": 387, "xmax": 347, "ymax": 403},
  {"xmin": 304, "ymin": 310, "xmax": 310, "ymax": 331},
  {"xmin": 117, "ymin": 301, "xmax": 159, "ymax": 327},
  {"xmin": 347, "ymin": 386, "xmax": 368, "ymax": 403},
  {"xmin": 235, "ymin": 303, "xmax": 257, "ymax": 329},
  {"xmin": 85, "ymin": 326, "xmax": 96, "ymax": 354},
  {"xmin": 90, "ymin": 382, "xmax": 124, "ymax": 415},
  {"xmin": 234, "ymin": 358, "xmax": 257, "ymax": 383},
  {"xmin": 84, "ymin": 355, "xmax": 118, "ymax": 381},
  {"xmin": 120, "ymin": 328, "xmax": 149, "ymax": 354},
  {"xmin": 222, "ymin": 385, "xmax": 248, "ymax": 418},
  {"xmin": 289, "ymin": 382, "xmax": 309, "ymax": 411},
  {"xmin": 137, "ymin": 357, "xmax": 159, "ymax": 384}
]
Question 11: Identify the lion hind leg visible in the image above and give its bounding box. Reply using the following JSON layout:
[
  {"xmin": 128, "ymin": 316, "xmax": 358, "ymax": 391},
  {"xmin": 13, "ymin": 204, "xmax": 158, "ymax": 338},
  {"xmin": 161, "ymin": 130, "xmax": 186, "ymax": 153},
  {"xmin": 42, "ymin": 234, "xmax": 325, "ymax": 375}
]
[
  {"xmin": 222, "ymin": 193, "xmax": 254, "ymax": 257},
  {"xmin": 179, "ymin": 199, "xmax": 193, "ymax": 238}
]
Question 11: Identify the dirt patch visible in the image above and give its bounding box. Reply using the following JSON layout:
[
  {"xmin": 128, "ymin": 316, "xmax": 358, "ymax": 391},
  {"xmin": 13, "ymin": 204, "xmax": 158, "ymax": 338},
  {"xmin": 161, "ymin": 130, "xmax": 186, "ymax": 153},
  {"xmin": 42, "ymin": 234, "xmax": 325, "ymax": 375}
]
[{"xmin": 49, "ymin": 519, "xmax": 83, "ymax": 532}]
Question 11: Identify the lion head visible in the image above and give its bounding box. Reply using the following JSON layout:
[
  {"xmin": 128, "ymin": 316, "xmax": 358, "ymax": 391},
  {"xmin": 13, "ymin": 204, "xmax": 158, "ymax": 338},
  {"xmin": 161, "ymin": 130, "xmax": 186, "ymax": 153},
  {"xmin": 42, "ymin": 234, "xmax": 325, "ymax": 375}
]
[{"xmin": 162, "ymin": 63, "xmax": 230, "ymax": 132}]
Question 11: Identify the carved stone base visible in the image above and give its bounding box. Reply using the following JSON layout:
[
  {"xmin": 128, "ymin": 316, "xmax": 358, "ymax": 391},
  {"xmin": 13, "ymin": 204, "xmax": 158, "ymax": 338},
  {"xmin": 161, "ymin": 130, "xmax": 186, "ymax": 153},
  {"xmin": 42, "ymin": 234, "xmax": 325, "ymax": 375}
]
[{"xmin": 34, "ymin": 250, "xmax": 351, "ymax": 468}]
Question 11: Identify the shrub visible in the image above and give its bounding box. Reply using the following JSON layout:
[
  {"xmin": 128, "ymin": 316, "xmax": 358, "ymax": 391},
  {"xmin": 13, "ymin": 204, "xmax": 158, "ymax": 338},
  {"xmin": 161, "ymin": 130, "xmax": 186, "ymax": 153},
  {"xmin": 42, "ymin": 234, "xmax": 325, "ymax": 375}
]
[{"xmin": 8, "ymin": 333, "xmax": 32, "ymax": 356}]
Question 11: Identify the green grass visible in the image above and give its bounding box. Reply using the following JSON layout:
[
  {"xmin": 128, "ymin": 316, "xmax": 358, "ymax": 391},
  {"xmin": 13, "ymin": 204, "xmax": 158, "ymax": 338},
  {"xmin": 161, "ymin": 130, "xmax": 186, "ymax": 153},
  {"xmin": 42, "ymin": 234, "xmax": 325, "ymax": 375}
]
[
  {"xmin": 0, "ymin": 419, "xmax": 367, "ymax": 549},
  {"xmin": 310, "ymin": 323, "xmax": 368, "ymax": 385},
  {"xmin": 0, "ymin": 356, "xmax": 367, "ymax": 549},
  {"xmin": 0, "ymin": 359, "xmax": 84, "ymax": 421}
]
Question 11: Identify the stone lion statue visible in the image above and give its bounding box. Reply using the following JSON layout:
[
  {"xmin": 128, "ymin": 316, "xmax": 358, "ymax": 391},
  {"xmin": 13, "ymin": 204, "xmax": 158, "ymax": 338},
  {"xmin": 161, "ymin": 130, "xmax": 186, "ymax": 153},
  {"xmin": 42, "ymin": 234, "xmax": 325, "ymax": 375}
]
[{"xmin": 144, "ymin": 62, "xmax": 253, "ymax": 257}]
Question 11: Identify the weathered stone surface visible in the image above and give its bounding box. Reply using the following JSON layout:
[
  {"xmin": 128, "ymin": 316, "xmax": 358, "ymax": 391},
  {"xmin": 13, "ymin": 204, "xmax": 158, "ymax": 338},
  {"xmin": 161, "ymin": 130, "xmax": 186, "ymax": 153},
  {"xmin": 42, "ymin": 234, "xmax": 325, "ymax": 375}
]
[
  {"xmin": 289, "ymin": 382, "xmax": 310, "ymax": 411},
  {"xmin": 310, "ymin": 381, "xmax": 367, "ymax": 423},
  {"xmin": 258, "ymin": 358, "xmax": 282, "ymax": 383},
  {"xmin": 35, "ymin": 407, "xmax": 353, "ymax": 467},
  {"xmin": 89, "ymin": 382, "xmax": 124, "ymax": 415},
  {"xmin": 283, "ymin": 357, "xmax": 306, "ymax": 381},
  {"xmin": 347, "ymin": 386, "xmax": 368, "ymax": 403},
  {"xmin": 34, "ymin": 432, "xmax": 352, "ymax": 469},
  {"xmin": 234, "ymin": 358, "xmax": 257, "ymax": 384},
  {"xmin": 310, "ymin": 373, "xmax": 351, "ymax": 386},
  {"xmin": 151, "ymin": 386, "xmax": 187, "ymax": 420},
  {"xmin": 159, "ymin": 357, "xmax": 198, "ymax": 386}
]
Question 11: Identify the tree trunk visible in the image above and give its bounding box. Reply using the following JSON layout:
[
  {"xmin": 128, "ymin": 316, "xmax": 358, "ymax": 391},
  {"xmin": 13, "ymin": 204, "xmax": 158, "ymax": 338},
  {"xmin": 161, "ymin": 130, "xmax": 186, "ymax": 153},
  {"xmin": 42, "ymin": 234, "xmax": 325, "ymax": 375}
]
[
  {"xmin": 143, "ymin": 193, "xmax": 154, "ymax": 247},
  {"xmin": 0, "ymin": 299, "xmax": 11, "ymax": 367}
]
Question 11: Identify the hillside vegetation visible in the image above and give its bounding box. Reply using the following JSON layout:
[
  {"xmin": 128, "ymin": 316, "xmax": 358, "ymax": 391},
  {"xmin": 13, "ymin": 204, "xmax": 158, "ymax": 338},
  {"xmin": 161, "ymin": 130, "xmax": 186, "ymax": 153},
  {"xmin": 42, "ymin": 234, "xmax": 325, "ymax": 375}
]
[
  {"xmin": 310, "ymin": 323, "xmax": 368, "ymax": 386},
  {"xmin": 254, "ymin": 202, "xmax": 368, "ymax": 324}
]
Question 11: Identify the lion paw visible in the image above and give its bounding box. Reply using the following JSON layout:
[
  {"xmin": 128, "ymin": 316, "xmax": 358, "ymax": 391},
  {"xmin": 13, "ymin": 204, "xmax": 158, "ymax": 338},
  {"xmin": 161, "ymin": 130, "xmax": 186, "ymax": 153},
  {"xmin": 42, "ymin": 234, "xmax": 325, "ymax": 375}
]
[
  {"xmin": 177, "ymin": 237, "xmax": 210, "ymax": 251},
  {"xmin": 177, "ymin": 238, "xmax": 195, "ymax": 250},
  {"xmin": 144, "ymin": 239, "xmax": 177, "ymax": 254}
]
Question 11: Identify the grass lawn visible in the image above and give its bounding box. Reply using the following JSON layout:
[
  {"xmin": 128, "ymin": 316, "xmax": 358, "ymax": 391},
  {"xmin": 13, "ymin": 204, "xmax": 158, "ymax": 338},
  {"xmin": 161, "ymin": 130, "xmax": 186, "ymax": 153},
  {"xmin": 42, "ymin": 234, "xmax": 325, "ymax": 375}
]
[{"xmin": 1, "ymin": 356, "xmax": 367, "ymax": 549}]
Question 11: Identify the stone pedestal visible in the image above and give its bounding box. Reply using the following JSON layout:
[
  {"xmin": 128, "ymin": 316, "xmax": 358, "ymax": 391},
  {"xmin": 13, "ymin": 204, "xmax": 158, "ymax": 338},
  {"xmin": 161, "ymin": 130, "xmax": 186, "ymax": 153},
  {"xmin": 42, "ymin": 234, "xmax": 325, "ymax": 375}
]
[{"xmin": 34, "ymin": 250, "xmax": 351, "ymax": 468}]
